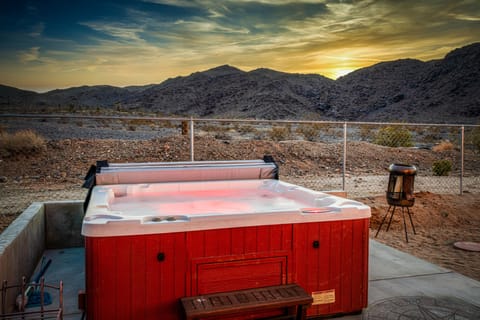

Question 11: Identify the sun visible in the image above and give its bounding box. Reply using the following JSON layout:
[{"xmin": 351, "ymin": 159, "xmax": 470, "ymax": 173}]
[{"xmin": 331, "ymin": 67, "xmax": 355, "ymax": 79}]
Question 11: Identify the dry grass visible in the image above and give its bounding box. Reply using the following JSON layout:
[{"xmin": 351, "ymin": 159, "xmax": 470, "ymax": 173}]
[
  {"xmin": 432, "ymin": 140, "xmax": 455, "ymax": 152},
  {"xmin": 0, "ymin": 130, "xmax": 46, "ymax": 157},
  {"xmin": 269, "ymin": 126, "xmax": 291, "ymax": 141}
]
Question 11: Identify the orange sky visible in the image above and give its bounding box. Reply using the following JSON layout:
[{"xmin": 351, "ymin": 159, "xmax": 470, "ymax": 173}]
[{"xmin": 1, "ymin": 0, "xmax": 479, "ymax": 92}]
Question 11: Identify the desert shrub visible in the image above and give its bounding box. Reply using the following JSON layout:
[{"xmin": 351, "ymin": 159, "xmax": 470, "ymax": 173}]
[
  {"xmin": 269, "ymin": 126, "xmax": 289, "ymax": 141},
  {"xmin": 296, "ymin": 124, "xmax": 318, "ymax": 141},
  {"xmin": 199, "ymin": 123, "xmax": 229, "ymax": 133},
  {"xmin": 470, "ymin": 126, "xmax": 480, "ymax": 153},
  {"xmin": 236, "ymin": 124, "xmax": 258, "ymax": 135},
  {"xmin": 374, "ymin": 126, "xmax": 413, "ymax": 147},
  {"xmin": 432, "ymin": 140, "xmax": 454, "ymax": 152},
  {"xmin": 0, "ymin": 130, "xmax": 46, "ymax": 157},
  {"xmin": 253, "ymin": 131, "xmax": 266, "ymax": 140},
  {"xmin": 359, "ymin": 125, "xmax": 375, "ymax": 142},
  {"xmin": 158, "ymin": 120, "xmax": 176, "ymax": 129},
  {"xmin": 214, "ymin": 132, "xmax": 231, "ymax": 140},
  {"xmin": 432, "ymin": 159, "xmax": 452, "ymax": 176}
]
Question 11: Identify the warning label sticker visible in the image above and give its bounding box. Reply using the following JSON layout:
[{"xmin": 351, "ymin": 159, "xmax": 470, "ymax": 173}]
[{"xmin": 311, "ymin": 289, "xmax": 335, "ymax": 305}]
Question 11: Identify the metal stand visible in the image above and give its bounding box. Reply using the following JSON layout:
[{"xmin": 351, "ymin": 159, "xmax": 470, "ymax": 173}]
[{"xmin": 375, "ymin": 205, "xmax": 416, "ymax": 242}]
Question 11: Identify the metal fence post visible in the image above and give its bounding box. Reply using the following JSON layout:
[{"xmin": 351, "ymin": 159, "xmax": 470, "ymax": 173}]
[
  {"xmin": 460, "ymin": 126, "xmax": 464, "ymax": 195},
  {"xmin": 190, "ymin": 117, "xmax": 194, "ymax": 161},
  {"xmin": 343, "ymin": 122, "xmax": 347, "ymax": 191}
]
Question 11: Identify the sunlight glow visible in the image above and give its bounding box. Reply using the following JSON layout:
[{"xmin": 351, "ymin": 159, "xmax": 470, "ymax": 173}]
[
  {"xmin": 331, "ymin": 67, "xmax": 355, "ymax": 79},
  {"xmin": 1, "ymin": 0, "xmax": 478, "ymax": 91}
]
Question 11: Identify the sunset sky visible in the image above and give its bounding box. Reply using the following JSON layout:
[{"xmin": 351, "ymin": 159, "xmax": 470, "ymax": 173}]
[{"xmin": 1, "ymin": 0, "xmax": 479, "ymax": 92}]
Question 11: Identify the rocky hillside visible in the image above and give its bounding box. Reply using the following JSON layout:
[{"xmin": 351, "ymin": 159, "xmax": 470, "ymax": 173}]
[
  {"xmin": 336, "ymin": 43, "xmax": 480, "ymax": 123},
  {"xmin": 1, "ymin": 43, "xmax": 479, "ymax": 124}
]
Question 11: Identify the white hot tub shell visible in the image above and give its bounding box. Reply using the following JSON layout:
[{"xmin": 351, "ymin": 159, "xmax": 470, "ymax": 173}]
[{"xmin": 82, "ymin": 179, "xmax": 370, "ymax": 237}]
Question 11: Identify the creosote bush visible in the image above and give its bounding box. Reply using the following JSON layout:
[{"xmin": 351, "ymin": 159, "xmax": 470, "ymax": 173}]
[
  {"xmin": 296, "ymin": 124, "xmax": 319, "ymax": 141},
  {"xmin": 470, "ymin": 126, "xmax": 480, "ymax": 153},
  {"xmin": 374, "ymin": 126, "xmax": 413, "ymax": 147},
  {"xmin": 432, "ymin": 159, "xmax": 452, "ymax": 176},
  {"xmin": 269, "ymin": 126, "xmax": 290, "ymax": 141},
  {"xmin": 0, "ymin": 130, "xmax": 46, "ymax": 157}
]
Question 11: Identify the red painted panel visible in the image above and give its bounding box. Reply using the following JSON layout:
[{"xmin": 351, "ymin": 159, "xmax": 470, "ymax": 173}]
[
  {"xmin": 116, "ymin": 237, "xmax": 132, "ymax": 320},
  {"xmin": 244, "ymin": 228, "xmax": 258, "ymax": 253},
  {"xmin": 340, "ymin": 220, "xmax": 354, "ymax": 312},
  {"xmin": 186, "ymin": 225, "xmax": 293, "ymax": 296},
  {"xmin": 85, "ymin": 219, "xmax": 368, "ymax": 319},
  {"xmin": 187, "ymin": 225, "xmax": 292, "ymax": 259},
  {"xmin": 230, "ymin": 228, "xmax": 246, "ymax": 255},
  {"xmin": 204, "ymin": 229, "xmax": 232, "ymax": 257},
  {"xmin": 187, "ymin": 230, "xmax": 205, "ymax": 258},
  {"xmin": 130, "ymin": 237, "xmax": 147, "ymax": 319},
  {"xmin": 85, "ymin": 233, "xmax": 186, "ymax": 320},
  {"xmin": 293, "ymin": 219, "xmax": 369, "ymax": 317},
  {"xmin": 144, "ymin": 236, "xmax": 162, "ymax": 319},
  {"xmin": 196, "ymin": 256, "xmax": 288, "ymax": 294},
  {"xmin": 269, "ymin": 225, "xmax": 283, "ymax": 251},
  {"xmin": 89, "ymin": 237, "xmax": 117, "ymax": 319},
  {"xmin": 352, "ymin": 219, "xmax": 369, "ymax": 309}
]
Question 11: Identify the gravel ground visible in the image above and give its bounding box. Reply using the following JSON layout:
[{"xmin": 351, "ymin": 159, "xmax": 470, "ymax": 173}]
[{"xmin": 1, "ymin": 119, "xmax": 479, "ymax": 282}]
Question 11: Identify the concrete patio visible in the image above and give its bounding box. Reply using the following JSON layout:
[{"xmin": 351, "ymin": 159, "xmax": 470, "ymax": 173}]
[
  {"xmin": 2, "ymin": 200, "xmax": 479, "ymax": 319},
  {"xmin": 35, "ymin": 239, "xmax": 480, "ymax": 319}
]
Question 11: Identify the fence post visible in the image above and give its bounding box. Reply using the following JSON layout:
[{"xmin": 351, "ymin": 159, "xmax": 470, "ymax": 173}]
[
  {"xmin": 190, "ymin": 117, "xmax": 194, "ymax": 161},
  {"xmin": 343, "ymin": 122, "xmax": 347, "ymax": 191},
  {"xmin": 460, "ymin": 126, "xmax": 464, "ymax": 195}
]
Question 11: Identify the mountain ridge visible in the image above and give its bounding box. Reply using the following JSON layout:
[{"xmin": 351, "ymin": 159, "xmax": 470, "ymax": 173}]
[{"xmin": 1, "ymin": 43, "xmax": 479, "ymax": 124}]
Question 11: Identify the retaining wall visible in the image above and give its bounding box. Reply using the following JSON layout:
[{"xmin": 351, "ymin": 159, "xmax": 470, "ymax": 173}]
[{"xmin": 0, "ymin": 200, "xmax": 84, "ymax": 312}]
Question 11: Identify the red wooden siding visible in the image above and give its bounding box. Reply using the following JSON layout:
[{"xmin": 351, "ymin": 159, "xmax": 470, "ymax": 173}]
[
  {"xmin": 195, "ymin": 256, "xmax": 288, "ymax": 294},
  {"xmin": 85, "ymin": 233, "xmax": 187, "ymax": 320},
  {"xmin": 85, "ymin": 219, "xmax": 368, "ymax": 319},
  {"xmin": 186, "ymin": 225, "xmax": 293, "ymax": 296},
  {"xmin": 293, "ymin": 219, "xmax": 369, "ymax": 317}
]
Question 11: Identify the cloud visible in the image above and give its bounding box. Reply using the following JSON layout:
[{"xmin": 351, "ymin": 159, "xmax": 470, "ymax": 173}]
[
  {"xmin": 49, "ymin": 1, "xmax": 480, "ymax": 51},
  {"xmin": 19, "ymin": 47, "xmax": 41, "ymax": 63},
  {"xmin": 450, "ymin": 13, "xmax": 480, "ymax": 21},
  {"xmin": 142, "ymin": 0, "xmax": 201, "ymax": 7},
  {"xmin": 29, "ymin": 22, "xmax": 45, "ymax": 37},
  {"xmin": 2, "ymin": 0, "xmax": 479, "ymax": 91},
  {"xmin": 79, "ymin": 21, "xmax": 145, "ymax": 42},
  {"xmin": 172, "ymin": 19, "xmax": 250, "ymax": 34}
]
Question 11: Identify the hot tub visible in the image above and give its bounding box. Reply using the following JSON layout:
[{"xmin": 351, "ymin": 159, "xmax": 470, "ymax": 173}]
[{"xmin": 82, "ymin": 159, "xmax": 370, "ymax": 319}]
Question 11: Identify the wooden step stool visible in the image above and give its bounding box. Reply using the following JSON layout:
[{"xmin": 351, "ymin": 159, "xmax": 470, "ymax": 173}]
[{"xmin": 180, "ymin": 283, "xmax": 313, "ymax": 320}]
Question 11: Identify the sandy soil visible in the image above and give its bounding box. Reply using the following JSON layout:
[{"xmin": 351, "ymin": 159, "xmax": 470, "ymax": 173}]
[
  {"xmin": 1, "ymin": 136, "xmax": 479, "ymax": 282},
  {"xmin": 362, "ymin": 192, "xmax": 480, "ymax": 281}
]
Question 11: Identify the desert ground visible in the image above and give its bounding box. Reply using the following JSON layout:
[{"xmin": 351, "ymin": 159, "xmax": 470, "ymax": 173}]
[{"xmin": 1, "ymin": 132, "xmax": 479, "ymax": 282}]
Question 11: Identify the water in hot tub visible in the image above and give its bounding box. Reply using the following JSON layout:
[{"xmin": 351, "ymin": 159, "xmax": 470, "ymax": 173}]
[{"xmin": 107, "ymin": 180, "xmax": 314, "ymax": 216}]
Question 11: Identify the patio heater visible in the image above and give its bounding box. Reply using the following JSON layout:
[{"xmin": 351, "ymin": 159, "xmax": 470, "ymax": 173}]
[{"xmin": 375, "ymin": 163, "xmax": 417, "ymax": 242}]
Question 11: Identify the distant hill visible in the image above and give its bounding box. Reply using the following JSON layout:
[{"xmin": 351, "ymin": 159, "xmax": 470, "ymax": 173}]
[
  {"xmin": 1, "ymin": 43, "xmax": 479, "ymax": 124},
  {"xmin": 0, "ymin": 85, "xmax": 38, "ymax": 108},
  {"xmin": 336, "ymin": 43, "xmax": 480, "ymax": 123}
]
